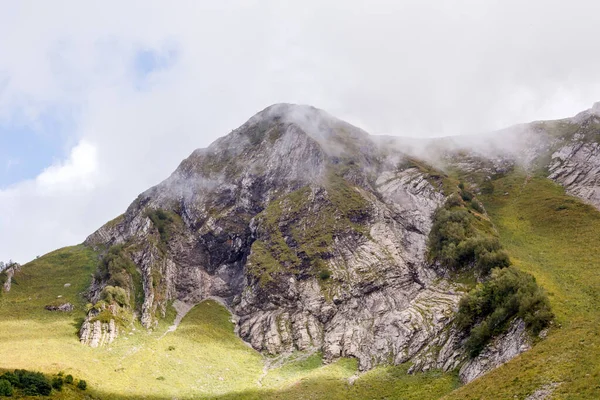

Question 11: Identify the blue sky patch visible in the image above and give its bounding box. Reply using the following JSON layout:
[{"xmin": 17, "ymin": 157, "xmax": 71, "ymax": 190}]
[
  {"xmin": 133, "ymin": 45, "xmax": 178, "ymax": 89},
  {"xmin": 0, "ymin": 111, "xmax": 72, "ymax": 188}
]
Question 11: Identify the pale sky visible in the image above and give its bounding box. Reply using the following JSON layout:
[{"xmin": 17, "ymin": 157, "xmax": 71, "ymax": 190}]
[{"xmin": 1, "ymin": 0, "xmax": 600, "ymax": 262}]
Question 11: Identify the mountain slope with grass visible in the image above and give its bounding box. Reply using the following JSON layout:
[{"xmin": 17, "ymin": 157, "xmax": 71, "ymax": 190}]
[{"xmin": 2, "ymin": 103, "xmax": 600, "ymax": 399}]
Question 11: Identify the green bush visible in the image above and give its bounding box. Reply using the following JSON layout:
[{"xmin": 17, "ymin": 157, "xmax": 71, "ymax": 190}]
[
  {"xmin": 147, "ymin": 208, "xmax": 175, "ymax": 243},
  {"xmin": 100, "ymin": 285, "xmax": 129, "ymax": 307},
  {"xmin": 77, "ymin": 380, "xmax": 87, "ymax": 390},
  {"xmin": 456, "ymin": 267, "xmax": 553, "ymax": 357},
  {"xmin": 2, "ymin": 369, "xmax": 52, "ymax": 396},
  {"xmin": 476, "ymin": 247, "xmax": 510, "ymax": 275},
  {"xmin": 470, "ymin": 199, "xmax": 484, "ymax": 213},
  {"xmin": 318, "ymin": 269, "xmax": 332, "ymax": 280},
  {"xmin": 0, "ymin": 373, "xmax": 17, "ymax": 388},
  {"xmin": 51, "ymin": 376, "xmax": 63, "ymax": 391},
  {"xmin": 64, "ymin": 375, "xmax": 73, "ymax": 385},
  {"xmin": 429, "ymin": 206, "xmax": 509, "ymax": 275},
  {"xmin": 0, "ymin": 379, "xmax": 12, "ymax": 396},
  {"xmin": 460, "ymin": 189, "xmax": 473, "ymax": 202},
  {"xmin": 444, "ymin": 193, "xmax": 464, "ymax": 209}
]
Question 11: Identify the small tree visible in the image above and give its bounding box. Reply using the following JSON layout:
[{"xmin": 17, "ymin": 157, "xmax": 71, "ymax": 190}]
[
  {"xmin": 77, "ymin": 380, "xmax": 87, "ymax": 390},
  {"xmin": 64, "ymin": 375, "xmax": 73, "ymax": 384}
]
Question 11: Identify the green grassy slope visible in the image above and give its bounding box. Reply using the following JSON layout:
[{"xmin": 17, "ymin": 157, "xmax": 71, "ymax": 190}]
[
  {"xmin": 0, "ymin": 246, "xmax": 264, "ymax": 399},
  {"xmin": 445, "ymin": 173, "xmax": 600, "ymax": 399},
  {"xmin": 220, "ymin": 363, "xmax": 459, "ymax": 400},
  {"xmin": 0, "ymin": 246, "xmax": 459, "ymax": 399}
]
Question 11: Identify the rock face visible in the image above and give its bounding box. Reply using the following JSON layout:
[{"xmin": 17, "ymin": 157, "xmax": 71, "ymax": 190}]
[
  {"xmin": 2, "ymin": 264, "xmax": 20, "ymax": 292},
  {"xmin": 79, "ymin": 318, "xmax": 118, "ymax": 348},
  {"xmin": 79, "ymin": 303, "xmax": 119, "ymax": 348},
  {"xmin": 459, "ymin": 319, "xmax": 531, "ymax": 383},
  {"xmin": 81, "ymin": 103, "xmax": 550, "ymax": 381},
  {"xmin": 549, "ymin": 139, "xmax": 600, "ymax": 210}
]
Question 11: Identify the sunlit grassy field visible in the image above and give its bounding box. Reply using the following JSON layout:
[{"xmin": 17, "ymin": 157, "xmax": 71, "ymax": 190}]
[{"xmin": 0, "ymin": 246, "xmax": 459, "ymax": 399}]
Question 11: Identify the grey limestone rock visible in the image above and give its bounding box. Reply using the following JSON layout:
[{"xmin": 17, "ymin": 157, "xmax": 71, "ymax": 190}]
[
  {"xmin": 79, "ymin": 103, "xmax": 548, "ymax": 382},
  {"xmin": 459, "ymin": 319, "xmax": 531, "ymax": 383},
  {"xmin": 45, "ymin": 303, "xmax": 75, "ymax": 312}
]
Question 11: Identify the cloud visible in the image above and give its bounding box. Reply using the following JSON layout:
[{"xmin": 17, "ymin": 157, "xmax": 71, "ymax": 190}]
[
  {"xmin": 0, "ymin": 141, "xmax": 101, "ymax": 262},
  {"xmin": 36, "ymin": 140, "xmax": 98, "ymax": 191},
  {"xmin": 1, "ymin": 0, "xmax": 600, "ymax": 262}
]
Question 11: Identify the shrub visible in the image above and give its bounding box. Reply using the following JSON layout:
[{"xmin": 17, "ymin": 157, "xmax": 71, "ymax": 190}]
[
  {"xmin": 64, "ymin": 375, "xmax": 73, "ymax": 385},
  {"xmin": 147, "ymin": 209, "xmax": 175, "ymax": 243},
  {"xmin": 52, "ymin": 376, "xmax": 63, "ymax": 390},
  {"xmin": 318, "ymin": 269, "xmax": 332, "ymax": 280},
  {"xmin": 0, "ymin": 379, "xmax": 12, "ymax": 396},
  {"xmin": 456, "ymin": 267, "xmax": 553, "ymax": 357},
  {"xmin": 460, "ymin": 189, "xmax": 474, "ymax": 202},
  {"xmin": 0, "ymin": 372, "xmax": 18, "ymax": 387},
  {"xmin": 100, "ymin": 285, "xmax": 129, "ymax": 307},
  {"xmin": 429, "ymin": 206, "xmax": 509, "ymax": 275},
  {"xmin": 7, "ymin": 370, "xmax": 52, "ymax": 396},
  {"xmin": 444, "ymin": 193, "xmax": 464, "ymax": 209},
  {"xmin": 77, "ymin": 380, "xmax": 87, "ymax": 390},
  {"xmin": 470, "ymin": 199, "xmax": 484, "ymax": 213},
  {"xmin": 476, "ymin": 247, "xmax": 510, "ymax": 275}
]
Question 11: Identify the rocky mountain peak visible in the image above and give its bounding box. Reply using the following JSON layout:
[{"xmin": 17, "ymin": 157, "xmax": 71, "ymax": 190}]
[
  {"xmin": 81, "ymin": 103, "xmax": 569, "ymax": 383},
  {"xmin": 571, "ymin": 101, "xmax": 600, "ymax": 124}
]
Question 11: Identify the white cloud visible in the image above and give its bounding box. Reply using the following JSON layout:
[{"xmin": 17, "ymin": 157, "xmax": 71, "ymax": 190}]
[
  {"xmin": 36, "ymin": 141, "xmax": 98, "ymax": 191},
  {"xmin": 1, "ymin": 0, "xmax": 600, "ymax": 262}
]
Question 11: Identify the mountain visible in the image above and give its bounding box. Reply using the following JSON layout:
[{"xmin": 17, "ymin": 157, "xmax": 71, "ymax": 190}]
[{"xmin": 1, "ymin": 102, "xmax": 600, "ymax": 399}]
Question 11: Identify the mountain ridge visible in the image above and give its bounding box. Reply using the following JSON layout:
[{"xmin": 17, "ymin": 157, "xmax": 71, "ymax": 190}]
[
  {"xmin": 80, "ymin": 103, "xmax": 562, "ymax": 380},
  {"xmin": 3, "ymin": 102, "xmax": 600, "ymax": 398}
]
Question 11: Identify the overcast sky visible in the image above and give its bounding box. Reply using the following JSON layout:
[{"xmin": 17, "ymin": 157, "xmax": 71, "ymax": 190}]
[{"xmin": 1, "ymin": 0, "xmax": 600, "ymax": 263}]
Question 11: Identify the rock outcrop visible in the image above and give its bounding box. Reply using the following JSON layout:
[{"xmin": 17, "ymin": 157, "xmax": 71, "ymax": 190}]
[
  {"xmin": 79, "ymin": 318, "xmax": 118, "ymax": 348},
  {"xmin": 458, "ymin": 319, "xmax": 531, "ymax": 383},
  {"xmin": 1, "ymin": 264, "xmax": 20, "ymax": 292},
  {"xmin": 549, "ymin": 140, "xmax": 600, "ymax": 210},
  {"xmin": 80, "ymin": 103, "xmax": 554, "ymax": 382},
  {"xmin": 45, "ymin": 302, "xmax": 75, "ymax": 312}
]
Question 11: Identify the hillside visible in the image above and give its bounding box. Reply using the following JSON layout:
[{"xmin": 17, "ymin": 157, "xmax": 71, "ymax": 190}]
[{"xmin": 1, "ymin": 103, "xmax": 599, "ymax": 399}]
